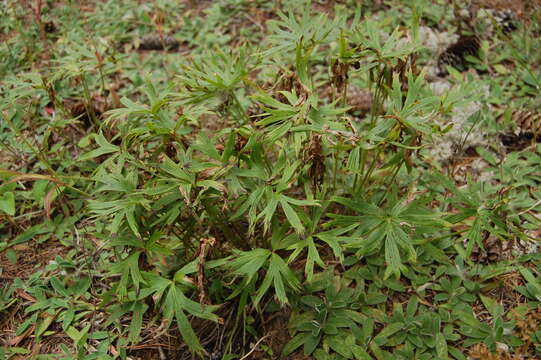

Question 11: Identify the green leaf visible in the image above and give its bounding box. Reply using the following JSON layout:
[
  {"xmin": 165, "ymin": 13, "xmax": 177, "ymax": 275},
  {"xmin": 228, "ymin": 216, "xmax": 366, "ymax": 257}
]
[
  {"xmin": 109, "ymin": 251, "xmax": 146, "ymax": 299},
  {"xmin": 4, "ymin": 347, "xmax": 30, "ymax": 355},
  {"xmin": 5, "ymin": 249, "xmax": 16, "ymax": 264},
  {"xmin": 406, "ymin": 296, "xmax": 418, "ymax": 317},
  {"xmin": 421, "ymin": 243, "xmax": 451, "ymax": 264},
  {"xmin": 305, "ymin": 237, "xmax": 326, "ymax": 281},
  {"xmin": 464, "ymin": 217, "xmax": 483, "ymax": 257},
  {"xmin": 384, "ymin": 227, "xmax": 402, "ymax": 279},
  {"xmin": 66, "ymin": 324, "xmax": 90, "ymax": 345},
  {"xmin": 448, "ymin": 346, "xmax": 467, "ymax": 360},
  {"xmin": 375, "ymin": 322, "xmax": 405, "ymax": 344},
  {"xmin": 479, "ymin": 295, "xmax": 502, "ymax": 318},
  {"xmin": 254, "ymin": 253, "xmax": 300, "ymax": 306},
  {"xmin": 62, "ymin": 309, "xmax": 75, "ymax": 331},
  {"xmin": 304, "ymin": 334, "xmax": 321, "ymax": 355},
  {"xmin": 301, "ymin": 295, "xmax": 324, "ymax": 307},
  {"xmin": 328, "ymin": 335, "xmax": 352, "ymax": 358},
  {"xmin": 164, "ymin": 283, "xmax": 219, "ymax": 355},
  {"xmin": 70, "ymin": 277, "xmax": 91, "ymax": 298},
  {"xmin": 475, "ymin": 147, "xmax": 498, "ymax": 166},
  {"xmin": 518, "ymin": 268, "xmax": 541, "ymax": 299},
  {"xmin": 229, "ymin": 249, "xmax": 271, "ymax": 282},
  {"xmin": 369, "ymin": 341, "xmax": 387, "ymax": 360},
  {"xmin": 128, "ymin": 301, "xmax": 148, "ymax": 344},
  {"xmin": 78, "ymin": 133, "xmax": 119, "ymax": 161},
  {"xmin": 351, "ymin": 345, "xmax": 371, "ymax": 360},
  {"xmin": 436, "ymin": 332, "xmax": 448, "ymax": 359},
  {"xmin": 35, "ymin": 312, "xmax": 57, "ymax": 337},
  {"xmin": 283, "ymin": 333, "xmax": 307, "ymax": 356},
  {"xmin": 50, "ymin": 277, "xmax": 69, "ymax": 297},
  {"xmin": 160, "ymin": 157, "xmax": 193, "ymax": 183},
  {"xmin": 281, "ymin": 197, "xmax": 304, "ymax": 234},
  {"xmin": 0, "ymin": 191, "xmax": 15, "ymax": 215}
]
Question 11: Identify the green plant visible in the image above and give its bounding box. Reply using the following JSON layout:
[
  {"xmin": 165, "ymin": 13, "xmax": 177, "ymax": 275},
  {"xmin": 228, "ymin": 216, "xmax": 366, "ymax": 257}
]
[
  {"xmin": 518, "ymin": 267, "xmax": 541, "ymax": 302},
  {"xmin": 1, "ymin": 1, "xmax": 541, "ymax": 359},
  {"xmin": 284, "ymin": 272, "xmax": 369, "ymax": 358},
  {"xmin": 373, "ymin": 296, "xmax": 461, "ymax": 360},
  {"xmin": 455, "ymin": 295, "xmax": 522, "ymax": 352}
]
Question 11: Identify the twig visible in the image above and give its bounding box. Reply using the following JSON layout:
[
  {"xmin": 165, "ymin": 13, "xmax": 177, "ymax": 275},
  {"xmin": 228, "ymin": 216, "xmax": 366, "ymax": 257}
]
[
  {"xmin": 239, "ymin": 333, "xmax": 272, "ymax": 360},
  {"xmin": 197, "ymin": 236, "xmax": 216, "ymax": 305},
  {"xmin": 244, "ymin": 14, "xmax": 265, "ymax": 32}
]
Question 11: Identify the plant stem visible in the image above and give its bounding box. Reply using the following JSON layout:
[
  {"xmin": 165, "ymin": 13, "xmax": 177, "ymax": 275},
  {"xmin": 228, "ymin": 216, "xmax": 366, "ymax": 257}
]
[
  {"xmin": 377, "ymin": 160, "xmax": 403, "ymax": 206},
  {"xmin": 359, "ymin": 146, "xmax": 382, "ymax": 193}
]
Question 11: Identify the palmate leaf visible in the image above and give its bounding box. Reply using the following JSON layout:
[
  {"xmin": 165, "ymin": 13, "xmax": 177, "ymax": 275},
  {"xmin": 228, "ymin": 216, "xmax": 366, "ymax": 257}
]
[
  {"xmin": 231, "ymin": 155, "xmax": 317, "ymax": 235},
  {"xmin": 279, "ymin": 193, "xmax": 321, "ymax": 235},
  {"xmin": 103, "ymin": 97, "xmax": 153, "ymax": 125},
  {"xmin": 78, "ymin": 133, "xmax": 120, "ymax": 161},
  {"xmin": 176, "ymin": 48, "xmax": 249, "ymax": 107},
  {"xmin": 332, "ymin": 196, "xmax": 382, "ymax": 216},
  {"xmin": 272, "ymin": 203, "xmax": 337, "ymax": 282},
  {"xmin": 432, "ymin": 176, "xmax": 510, "ymax": 257},
  {"xmin": 120, "ymin": 273, "xmax": 220, "ymax": 355},
  {"xmin": 162, "ymin": 282, "xmax": 220, "ymax": 356},
  {"xmin": 330, "ymin": 196, "xmax": 447, "ymax": 279},
  {"xmin": 229, "ymin": 248, "xmax": 271, "ymax": 283},
  {"xmin": 352, "ymin": 19, "xmax": 420, "ymax": 61},
  {"xmin": 94, "ymin": 171, "xmax": 138, "ymax": 193},
  {"xmin": 88, "ymin": 196, "xmax": 148, "ymax": 238},
  {"xmin": 227, "ymin": 249, "xmax": 300, "ymax": 306},
  {"xmin": 286, "ymin": 228, "xmax": 351, "ymax": 282},
  {"xmin": 386, "ymin": 72, "xmax": 438, "ymax": 136},
  {"xmin": 280, "ymin": 198, "xmax": 303, "ymax": 233},
  {"xmin": 109, "ymin": 251, "xmax": 146, "ymax": 299},
  {"xmin": 388, "ymin": 224, "xmax": 417, "ymax": 263},
  {"xmin": 263, "ymin": 9, "xmax": 337, "ymax": 58},
  {"xmin": 258, "ymin": 191, "xmax": 280, "ymax": 234},
  {"xmin": 252, "ymin": 90, "xmax": 309, "ymax": 143}
]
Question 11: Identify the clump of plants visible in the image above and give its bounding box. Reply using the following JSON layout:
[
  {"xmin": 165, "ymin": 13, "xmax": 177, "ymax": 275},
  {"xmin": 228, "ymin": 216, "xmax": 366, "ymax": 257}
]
[{"xmin": 1, "ymin": 1, "xmax": 541, "ymax": 359}]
